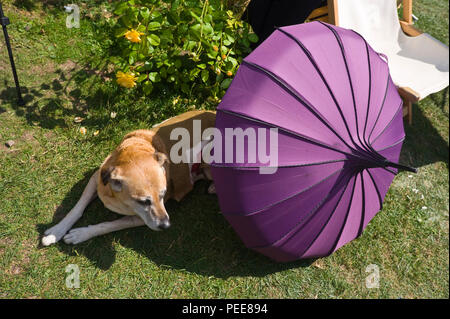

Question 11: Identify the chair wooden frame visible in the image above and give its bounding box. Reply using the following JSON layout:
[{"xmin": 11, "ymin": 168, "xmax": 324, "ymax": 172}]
[{"xmin": 307, "ymin": 0, "xmax": 423, "ymax": 124}]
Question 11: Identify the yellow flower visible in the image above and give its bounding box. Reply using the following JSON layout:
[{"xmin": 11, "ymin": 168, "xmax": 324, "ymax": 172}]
[
  {"xmin": 79, "ymin": 127, "xmax": 87, "ymax": 135},
  {"xmin": 124, "ymin": 29, "xmax": 145, "ymax": 43},
  {"xmin": 116, "ymin": 71, "xmax": 137, "ymax": 88}
]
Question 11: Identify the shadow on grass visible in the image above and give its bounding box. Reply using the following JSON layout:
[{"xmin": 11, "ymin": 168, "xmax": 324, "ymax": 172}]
[
  {"xmin": 36, "ymin": 169, "xmax": 313, "ymax": 278},
  {"xmin": 400, "ymin": 102, "xmax": 449, "ymax": 169},
  {"xmin": 13, "ymin": 0, "xmax": 108, "ymax": 12},
  {"xmin": 0, "ymin": 58, "xmax": 190, "ymax": 135},
  {"xmin": 0, "ymin": 60, "xmax": 109, "ymax": 129}
]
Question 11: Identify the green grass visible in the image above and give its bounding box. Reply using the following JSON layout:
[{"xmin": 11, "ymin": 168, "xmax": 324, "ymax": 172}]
[{"xmin": 0, "ymin": 0, "xmax": 448, "ymax": 298}]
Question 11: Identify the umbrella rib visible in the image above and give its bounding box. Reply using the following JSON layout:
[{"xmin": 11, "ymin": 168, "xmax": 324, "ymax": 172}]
[
  {"xmin": 217, "ymin": 108, "xmax": 361, "ymax": 161},
  {"xmin": 218, "ymin": 109, "xmax": 398, "ymax": 175},
  {"xmin": 326, "ymin": 170, "xmax": 361, "ymax": 256},
  {"xmin": 240, "ymin": 59, "xmax": 360, "ymax": 157},
  {"xmin": 318, "ymin": 23, "xmax": 364, "ymax": 151},
  {"xmin": 275, "ymin": 27, "xmax": 366, "ymax": 158},
  {"xmin": 297, "ymin": 171, "xmax": 356, "ymax": 258},
  {"xmin": 357, "ymin": 171, "xmax": 367, "ymax": 237},
  {"xmin": 363, "ymin": 76, "xmax": 401, "ymax": 178},
  {"xmin": 277, "ymin": 26, "xmax": 382, "ymax": 163},
  {"xmin": 370, "ymin": 102, "xmax": 403, "ymax": 146},
  {"xmin": 318, "ymin": 22, "xmax": 385, "ymax": 162},
  {"xmin": 349, "ymin": 29, "xmax": 379, "ymax": 153},
  {"xmin": 347, "ymin": 30, "xmax": 403, "ymax": 157},
  {"xmin": 357, "ymin": 35, "xmax": 386, "ymax": 158},
  {"xmin": 210, "ymin": 159, "xmax": 348, "ymax": 170},
  {"xmin": 361, "ymin": 85, "xmax": 403, "ymax": 169},
  {"xmin": 224, "ymin": 167, "xmax": 346, "ymax": 217},
  {"xmin": 249, "ymin": 169, "xmax": 355, "ymax": 249},
  {"xmin": 362, "ymin": 37, "xmax": 372, "ymax": 148},
  {"xmin": 375, "ymin": 136, "xmax": 405, "ymax": 153},
  {"xmin": 366, "ymin": 169, "xmax": 383, "ymax": 212},
  {"xmin": 367, "ymin": 74, "xmax": 391, "ymax": 144}
]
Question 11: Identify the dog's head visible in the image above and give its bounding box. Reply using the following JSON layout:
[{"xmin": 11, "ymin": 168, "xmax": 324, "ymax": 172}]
[{"xmin": 98, "ymin": 130, "xmax": 171, "ymax": 231}]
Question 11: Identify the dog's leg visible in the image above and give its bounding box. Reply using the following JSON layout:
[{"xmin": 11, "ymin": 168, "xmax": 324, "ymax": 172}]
[
  {"xmin": 63, "ymin": 216, "xmax": 145, "ymax": 245},
  {"xmin": 42, "ymin": 170, "xmax": 99, "ymax": 246}
]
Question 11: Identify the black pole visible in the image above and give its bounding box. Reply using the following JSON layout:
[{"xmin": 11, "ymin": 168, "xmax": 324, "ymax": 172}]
[{"xmin": 0, "ymin": 2, "xmax": 24, "ymax": 106}]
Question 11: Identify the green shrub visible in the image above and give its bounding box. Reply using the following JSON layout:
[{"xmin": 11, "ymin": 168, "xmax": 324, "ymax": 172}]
[{"xmin": 110, "ymin": 0, "xmax": 257, "ymax": 100}]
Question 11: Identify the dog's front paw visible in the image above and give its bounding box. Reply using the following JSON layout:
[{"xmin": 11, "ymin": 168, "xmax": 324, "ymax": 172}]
[
  {"xmin": 63, "ymin": 227, "xmax": 93, "ymax": 245},
  {"xmin": 42, "ymin": 224, "xmax": 69, "ymax": 246}
]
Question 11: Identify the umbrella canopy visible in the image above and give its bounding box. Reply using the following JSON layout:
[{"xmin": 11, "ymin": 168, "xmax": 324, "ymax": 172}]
[{"xmin": 210, "ymin": 21, "xmax": 416, "ymax": 262}]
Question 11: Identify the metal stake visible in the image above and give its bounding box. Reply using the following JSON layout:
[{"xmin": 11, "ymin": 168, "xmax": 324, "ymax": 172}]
[{"xmin": 0, "ymin": 2, "xmax": 24, "ymax": 106}]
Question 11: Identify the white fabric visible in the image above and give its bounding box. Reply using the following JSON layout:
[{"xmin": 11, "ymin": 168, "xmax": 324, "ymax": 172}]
[{"xmin": 336, "ymin": 0, "xmax": 449, "ymax": 99}]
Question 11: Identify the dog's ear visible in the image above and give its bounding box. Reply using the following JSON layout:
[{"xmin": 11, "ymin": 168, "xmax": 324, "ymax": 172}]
[
  {"xmin": 101, "ymin": 166, "xmax": 114, "ymax": 185},
  {"xmin": 154, "ymin": 152, "xmax": 169, "ymax": 166},
  {"xmin": 151, "ymin": 133, "xmax": 167, "ymax": 154}
]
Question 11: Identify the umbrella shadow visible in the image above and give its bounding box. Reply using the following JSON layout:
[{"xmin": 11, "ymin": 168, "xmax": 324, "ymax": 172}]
[
  {"xmin": 399, "ymin": 101, "xmax": 449, "ymax": 169},
  {"xmin": 36, "ymin": 169, "xmax": 314, "ymax": 279}
]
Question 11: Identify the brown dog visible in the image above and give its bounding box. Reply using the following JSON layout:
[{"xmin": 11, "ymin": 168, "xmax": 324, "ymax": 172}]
[{"xmin": 42, "ymin": 111, "xmax": 216, "ymax": 246}]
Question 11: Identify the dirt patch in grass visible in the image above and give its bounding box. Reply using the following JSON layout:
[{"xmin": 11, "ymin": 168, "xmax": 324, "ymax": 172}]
[
  {"xmin": 5, "ymin": 238, "xmax": 36, "ymax": 276},
  {"xmin": 58, "ymin": 60, "xmax": 78, "ymax": 73},
  {"xmin": 28, "ymin": 61, "xmax": 57, "ymax": 78}
]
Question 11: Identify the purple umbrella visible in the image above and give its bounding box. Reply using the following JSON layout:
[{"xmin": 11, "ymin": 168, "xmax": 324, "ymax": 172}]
[{"xmin": 210, "ymin": 22, "xmax": 416, "ymax": 262}]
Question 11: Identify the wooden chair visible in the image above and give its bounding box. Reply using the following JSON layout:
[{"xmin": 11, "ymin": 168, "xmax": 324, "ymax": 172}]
[{"xmin": 307, "ymin": 0, "xmax": 449, "ymax": 125}]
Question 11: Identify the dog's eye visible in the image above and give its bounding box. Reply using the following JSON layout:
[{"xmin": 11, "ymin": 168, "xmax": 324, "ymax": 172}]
[{"xmin": 137, "ymin": 199, "xmax": 152, "ymax": 206}]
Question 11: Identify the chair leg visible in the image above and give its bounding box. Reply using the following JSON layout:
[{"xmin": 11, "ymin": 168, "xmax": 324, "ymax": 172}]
[
  {"xmin": 402, "ymin": 99, "xmax": 413, "ymax": 125},
  {"xmin": 403, "ymin": 100, "xmax": 413, "ymax": 125},
  {"xmin": 407, "ymin": 100, "xmax": 413, "ymax": 125}
]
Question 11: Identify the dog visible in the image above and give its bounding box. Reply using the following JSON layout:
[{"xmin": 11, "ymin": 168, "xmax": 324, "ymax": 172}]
[{"xmin": 42, "ymin": 110, "xmax": 216, "ymax": 246}]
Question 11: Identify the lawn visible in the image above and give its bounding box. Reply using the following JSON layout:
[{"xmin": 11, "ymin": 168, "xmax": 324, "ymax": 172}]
[{"xmin": 0, "ymin": 0, "xmax": 448, "ymax": 298}]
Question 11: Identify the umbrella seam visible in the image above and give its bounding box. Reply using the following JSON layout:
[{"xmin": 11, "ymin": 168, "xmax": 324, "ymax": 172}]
[
  {"xmin": 357, "ymin": 171, "xmax": 367, "ymax": 237},
  {"xmin": 217, "ymin": 108, "xmax": 360, "ymax": 160},
  {"xmin": 366, "ymin": 169, "xmax": 383, "ymax": 212},
  {"xmin": 367, "ymin": 76, "xmax": 392, "ymax": 144},
  {"xmin": 362, "ymin": 37, "xmax": 372, "ymax": 149},
  {"xmin": 318, "ymin": 22, "xmax": 386, "ymax": 163},
  {"xmin": 210, "ymin": 159, "xmax": 348, "ymax": 169},
  {"xmin": 241, "ymin": 59, "xmax": 358, "ymax": 157},
  {"xmin": 275, "ymin": 26, "xmax": 365, "ymax": 158},
  {"xmin": 357, "ymin": 34, "xmax": 388, "ymax": 159},
  {"xmin": 326, "ymin": 170, "xmax": 361, "ymax": 256},
  {"xmin": 297, "ymin": 171, "xmax": 355, "ymax": 258},
  {"xmin": 249, "ymin": 169, "xmax": 356, "ymax": 250},
  {"xmin": 218, "ymin": 108, "xmax": 398, "ymax": 176},
  {"xmin": 222, "ymin": 167, "xmax": 346, "ymax": 217},
  {"xmin": 349, "ymin": 29, "xmax": 382, "ymax": 156},
  {"xmin": 370, "ymin": 102, "xmax": 404, "ymax": 146},
  {"xmin": 375, "ymin": 136, "xmax": 405, "ymax": 153}
]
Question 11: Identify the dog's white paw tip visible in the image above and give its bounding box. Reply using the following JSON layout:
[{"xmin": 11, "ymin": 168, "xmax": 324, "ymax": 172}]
[{"xmin": 42, "ymin": 235, "xmax": 56, "ymax": 246}]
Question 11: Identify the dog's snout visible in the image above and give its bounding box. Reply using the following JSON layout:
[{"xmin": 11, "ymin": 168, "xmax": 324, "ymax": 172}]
[{"xmin": 157, "ymin": 218, "xmax": 170, "ymax": 230}]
